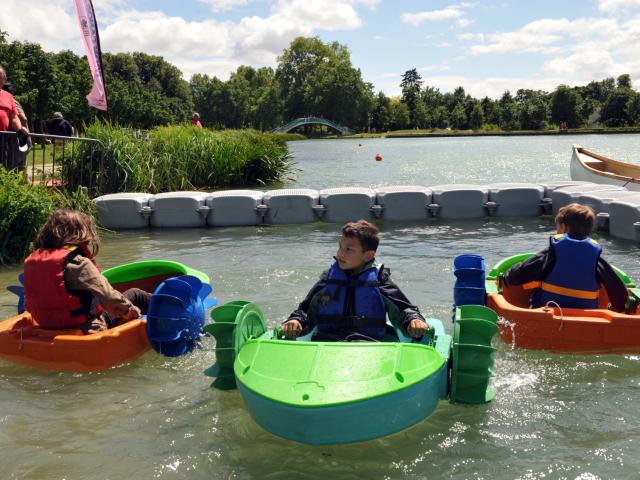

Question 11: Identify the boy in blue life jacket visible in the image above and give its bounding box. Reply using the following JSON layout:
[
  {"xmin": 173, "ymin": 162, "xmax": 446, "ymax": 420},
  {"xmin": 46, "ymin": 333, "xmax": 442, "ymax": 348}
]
[
  {"xmin": 282, "ymin": 220, "xmax": 429, "ymax": 341},
  {"xmin": 505, "ymin": 203, "xmax": 628, "ymax": 311}
]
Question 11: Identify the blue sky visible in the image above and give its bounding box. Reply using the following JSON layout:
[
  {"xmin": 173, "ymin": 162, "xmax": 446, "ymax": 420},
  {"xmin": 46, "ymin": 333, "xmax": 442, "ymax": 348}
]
[{"xmin": 2, "ymin": 0, "xmax": 640, "ymax": 98}]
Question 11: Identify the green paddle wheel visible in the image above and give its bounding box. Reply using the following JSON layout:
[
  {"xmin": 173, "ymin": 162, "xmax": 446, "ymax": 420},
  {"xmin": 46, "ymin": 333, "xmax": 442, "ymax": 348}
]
[
  {"xmin": 450, "ymin": 304, "xmax": 498, "ymax": 403},
  {"xmin": 203, "ymin": 301, "xmax": 268, "ymax": 390}
]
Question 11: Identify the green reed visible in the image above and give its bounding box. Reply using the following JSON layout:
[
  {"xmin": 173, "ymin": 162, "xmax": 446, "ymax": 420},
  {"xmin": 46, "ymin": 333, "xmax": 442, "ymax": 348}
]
[{"xmin": 68, "ymin": 121, "xmax": 295, "ymax": 194}]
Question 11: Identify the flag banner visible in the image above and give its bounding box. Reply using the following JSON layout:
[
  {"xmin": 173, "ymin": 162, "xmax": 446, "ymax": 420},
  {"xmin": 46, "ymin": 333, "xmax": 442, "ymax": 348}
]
[{"xmin": 73, "ymin": 0, "xmax": 108, "ymax": 111}]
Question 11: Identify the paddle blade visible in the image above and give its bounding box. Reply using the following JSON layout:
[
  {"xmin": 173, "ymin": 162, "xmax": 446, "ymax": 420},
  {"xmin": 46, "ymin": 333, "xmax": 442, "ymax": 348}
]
[
  {"xmin": 212, "ymin": 374, "xmax": 236, "ymax": 391},
  {"xmin": 7, "ymin": 285, "xmax": 23, "ymax": 297},
  {"xmin": 203, "ymin": 363, "xmax": 221, "ymax": 377},
  {"xmin": 203, "ymin": 298, "xmax": 218, "ymax": 310},
  {"xmin": 198, "ymin": 283, "xmax": 213, "ymax": 301}
]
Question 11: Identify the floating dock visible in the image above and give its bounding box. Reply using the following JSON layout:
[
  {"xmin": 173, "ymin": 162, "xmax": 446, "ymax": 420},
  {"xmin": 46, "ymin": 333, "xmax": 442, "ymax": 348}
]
[{"xmin": 94, "ymin": 181, "xmax": 640, "ymax": 242}]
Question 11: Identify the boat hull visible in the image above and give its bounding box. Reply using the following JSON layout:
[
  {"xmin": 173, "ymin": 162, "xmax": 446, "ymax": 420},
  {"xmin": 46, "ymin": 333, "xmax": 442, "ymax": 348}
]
[
  {"xmin": 0, "ymin": 314, "xmax": 150, "ymax": 371},
  {"xmin": 489, "ymin": 290, "xmax": 640, "ymax": 352},
  {"xmin": 0, "ymin": 260, "xmax": 210, "ymax": 371},
  {"xmin": 486, "ymin": 253, "xmax": 640, "ymax": 353},
  {"xmin": 570, "ymin": 145, "xmax": 640, "ymax": 191},
  {"xmin": 237, "ymin": 363, "xmax": 448, "ymax": 445}
]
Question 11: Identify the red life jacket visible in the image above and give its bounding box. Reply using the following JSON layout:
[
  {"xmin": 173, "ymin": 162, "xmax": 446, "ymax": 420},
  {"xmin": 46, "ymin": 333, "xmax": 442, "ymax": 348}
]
[{"xmin": 24, "ymin": 245, "xmax": 100, "ymax": 328}]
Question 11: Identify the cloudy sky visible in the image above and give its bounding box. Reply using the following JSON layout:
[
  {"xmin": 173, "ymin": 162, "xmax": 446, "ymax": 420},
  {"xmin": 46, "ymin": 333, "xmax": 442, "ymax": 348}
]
[{"xmin": 2, "ymin": 0, "xmax": 640, "ymax": 98}]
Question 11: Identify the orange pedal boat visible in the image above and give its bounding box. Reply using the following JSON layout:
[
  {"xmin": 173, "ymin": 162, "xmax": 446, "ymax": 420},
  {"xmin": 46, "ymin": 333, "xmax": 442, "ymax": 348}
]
[
  {"xmin": 0, "ymin": 260, "xmax": 209, "ymax": 371},
  {"xmin": 486, "ymin": 254, "xmax": 640, "ymax": 353}
]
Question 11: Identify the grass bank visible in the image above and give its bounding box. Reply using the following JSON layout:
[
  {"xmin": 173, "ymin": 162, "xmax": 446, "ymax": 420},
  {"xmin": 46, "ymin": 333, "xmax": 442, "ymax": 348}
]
[{"xmin": 68, "ymin": 122, "xmax": 296, "ymax": 195}]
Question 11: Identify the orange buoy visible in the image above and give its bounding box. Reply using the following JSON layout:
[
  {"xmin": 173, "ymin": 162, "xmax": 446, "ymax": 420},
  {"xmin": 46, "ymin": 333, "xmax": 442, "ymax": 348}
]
[{"xmin": 375, "ymin": 153, "xmax": 382, "ymax": 161}]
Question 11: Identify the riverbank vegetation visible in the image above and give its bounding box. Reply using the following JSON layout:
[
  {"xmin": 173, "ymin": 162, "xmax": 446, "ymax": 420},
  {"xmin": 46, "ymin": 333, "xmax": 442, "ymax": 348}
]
[
  {"xmin": 69, "ymin": 122, "xmax": 295, "ymax": 194},
  {"xmin": 0, "ymin": 167, "xmax": 95, "ymax": 265},
  {"xmin": 345, "ymin": 125, "xmax": 640, "ymax": 138},
  {"xmin": 1, "ymin": 30, "xmax": 639, "ymax": 135}
]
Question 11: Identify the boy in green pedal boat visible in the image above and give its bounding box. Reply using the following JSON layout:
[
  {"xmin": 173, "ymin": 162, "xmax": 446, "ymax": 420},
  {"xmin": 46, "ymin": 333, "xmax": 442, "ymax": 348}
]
[
  {"xmin": 282, "ymin": 219, "xmax": 429, "ymax": 341},
  {"xmin": 505, "ymin": 203, "xmax": 628, "ymax": 311}
]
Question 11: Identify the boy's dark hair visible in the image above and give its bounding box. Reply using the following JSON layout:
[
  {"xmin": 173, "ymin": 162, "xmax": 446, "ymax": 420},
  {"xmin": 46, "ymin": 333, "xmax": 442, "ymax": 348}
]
[
  {"xmin": 341, "ymin": 220, "xmax": 379, "ymax": 252},
  {"xmin": 555, "ymin": 203, "xmax": 595, "ymax": 239}
]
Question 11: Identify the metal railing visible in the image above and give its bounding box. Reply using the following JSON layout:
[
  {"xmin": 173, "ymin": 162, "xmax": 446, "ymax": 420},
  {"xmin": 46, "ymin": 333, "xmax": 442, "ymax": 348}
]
[{"xmin": 0, "ymin": 131, "xmax": 105, "ymax": 195}]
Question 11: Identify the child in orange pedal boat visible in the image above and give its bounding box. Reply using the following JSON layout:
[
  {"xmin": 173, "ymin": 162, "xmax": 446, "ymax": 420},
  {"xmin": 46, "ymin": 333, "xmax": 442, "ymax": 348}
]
[
  {"xmin": 281, "ymin": 219, "xmax": 429, "ymax": 341},
  {"xmin": 505, "ymin": 203, "xmax": 628, "ymax": 311},
  {"xmin": 23, "ymin": 209, "xmax": 152, "ymax": 334}
]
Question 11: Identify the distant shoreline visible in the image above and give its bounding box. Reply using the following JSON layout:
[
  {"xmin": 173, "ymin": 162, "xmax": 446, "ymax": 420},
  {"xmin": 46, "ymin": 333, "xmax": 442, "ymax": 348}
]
[{"xmin": 341, "ymin": 127, "xmax": 640, "ymax": 139}]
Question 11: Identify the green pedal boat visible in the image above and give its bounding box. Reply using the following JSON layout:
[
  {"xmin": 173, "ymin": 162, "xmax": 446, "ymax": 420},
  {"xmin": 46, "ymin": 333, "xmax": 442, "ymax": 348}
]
[{"xmin": 204, "ymin": 301, "xmax": 498, "ymax": 445}]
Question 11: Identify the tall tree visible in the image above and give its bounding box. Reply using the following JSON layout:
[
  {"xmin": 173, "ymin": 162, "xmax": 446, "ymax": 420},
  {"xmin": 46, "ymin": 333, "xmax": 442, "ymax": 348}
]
[
  {"xmin": 389, "ymin": 98, "xmax": 410, "ymax": 130},
  {"xmin": 469, "ymin": 102, "xmax": 484, "ymax": 130},
  {"xmin": 627, "ymin": 91, "xmax": 640, "ymax": 125},
  {"xmin": 371, "ymin": 92, "xmax": 391, "ymax": 131},
  {"xmin": 550, "ymin": 85, "xmax": 581, "ymax": 127},
  {"xmin": 515, "ymin": 89, "xmax": 550, "ymax": 130},
  {"xmin": 400, "ymin": 68, "xmax": 422, "ymax": 112},
  {"xmin": 601, "ymin": 89, "xmax": 634, "ymax": 127},
  {"xmin": 617, "ymin": 74, "xmax": 632, "ymax": 89},
  {"xmin": 277, "ymin": 37, "xmax": 372, "ymax": 130},
  {"xmin": 276, "ymin": 37, "xmax": 332, "ymax": 119},
  {"xmin": 498, "ymin": 91, "xmax": 518, "ymax": 130}
]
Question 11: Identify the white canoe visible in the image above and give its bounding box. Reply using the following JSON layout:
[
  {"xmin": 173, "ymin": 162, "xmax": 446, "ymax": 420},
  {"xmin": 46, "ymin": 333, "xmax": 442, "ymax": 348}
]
[{"xmin": 570, "ymin": 145, "xmax": 640, "ymax": 191}]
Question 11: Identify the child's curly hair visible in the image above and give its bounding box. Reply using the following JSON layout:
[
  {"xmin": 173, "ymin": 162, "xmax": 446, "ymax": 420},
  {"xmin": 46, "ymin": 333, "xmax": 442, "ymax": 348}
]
[{"xmin": 34, "ymin": 209, "xmax": 100, "ymax": 255}]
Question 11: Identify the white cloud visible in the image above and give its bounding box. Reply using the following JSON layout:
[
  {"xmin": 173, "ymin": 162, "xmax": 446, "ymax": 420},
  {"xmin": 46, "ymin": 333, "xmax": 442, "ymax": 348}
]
[
  {"xmin": 401, "ymin": 7, "xmax": 464, "ymax": 27},
  {"xmin": 455, "ymin": 18, "xmax": 474, "ymax": 28},
  {"xmin": 1, "ymin": 0, "xmax": 373, "ymax": 81},
  {"xmin": 598, "ymin": 0, "xmax": 640, "ymax": 12},
  {"xmin": 353, "ymin": 0, "xmax": 380, "ymax": 8},
  {"xmin": 520, "ymin": 18, "xmax": 571, "ymax": 33},
  {"xmin": 470, "ymin": 31, "xmax": 563, "ymax": 55},
  {"xmin": 457, "ymin": 32, "xmax": 483, "ymax": 41},
  {"xmin": 198, "ymin": 0, "xmax": 251, "ymax": 12},
  {"xmin": 541, "ymin": 44, "xmax": 617, "ymax": 77},
  {"xmin": 467, "ymin": 17, "xmax": 619, "ymax": 56},
  {"xmin": 0, "ymin": 0, "xmax": 78, "ymax": 51},
  {"xmin": 272, "ymin": 0, "xmax": 363, "ymax": 32}
]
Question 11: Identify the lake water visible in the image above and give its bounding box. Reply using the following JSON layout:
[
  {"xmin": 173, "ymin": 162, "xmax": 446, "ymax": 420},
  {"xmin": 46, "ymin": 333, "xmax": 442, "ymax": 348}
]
[{"xmin": 2, "ymin": 134, "xmax": 640, "ymax": 479}]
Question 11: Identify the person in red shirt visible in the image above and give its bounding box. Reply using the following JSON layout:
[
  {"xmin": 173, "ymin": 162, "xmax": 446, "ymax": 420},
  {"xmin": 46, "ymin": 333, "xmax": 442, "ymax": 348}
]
[
  {"xmin": 0, "ymin": 66, "xmax": 28, "ymax": 133},
  {"xmin": 191, "ymin": 112, "xmax": 203, "ymax": 128}
]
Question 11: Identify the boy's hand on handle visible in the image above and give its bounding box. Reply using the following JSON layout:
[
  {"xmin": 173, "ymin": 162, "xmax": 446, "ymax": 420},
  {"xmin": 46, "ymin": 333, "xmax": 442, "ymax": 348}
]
[
  {"xmin": 407, "ymin": 318, "xmax": 429, "ymax": 339},
  {"xmin": 282, "ymin": 319, "xmax": 302, "ymax": 338}
]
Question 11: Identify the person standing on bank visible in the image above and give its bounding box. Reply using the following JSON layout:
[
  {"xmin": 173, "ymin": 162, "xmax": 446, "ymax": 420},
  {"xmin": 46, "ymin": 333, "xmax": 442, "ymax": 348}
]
[
  {"xmin": 47, "ymin": 112, "xmax": 74, "ymax": 137},
  {"xmin": 0, "ymin": 66, "xmax": 28, "ymax": 134},
  {"xmin": 191, "ymin": 112, "xmax": 203, "ymax": 128},
  {"xmin": 1, "ymin": 83, "xmax": 27, "ymax": 127}
]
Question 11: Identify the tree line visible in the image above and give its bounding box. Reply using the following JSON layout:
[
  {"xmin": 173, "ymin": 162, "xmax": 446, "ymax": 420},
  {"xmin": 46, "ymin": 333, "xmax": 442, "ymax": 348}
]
[{"xmin": 1, "ymin": 31, "xmax": 639, "ymax": 133}]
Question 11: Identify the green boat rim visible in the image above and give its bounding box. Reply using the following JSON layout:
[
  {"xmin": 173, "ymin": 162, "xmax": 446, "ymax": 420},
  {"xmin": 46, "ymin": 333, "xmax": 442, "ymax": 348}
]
[
  {"xmin": 234, "ymin": 339, "xmax": 447, "ymax": 408},
  {"xmin": 103, "ymin": 260, "xmax": 210, "ymax": 284}
]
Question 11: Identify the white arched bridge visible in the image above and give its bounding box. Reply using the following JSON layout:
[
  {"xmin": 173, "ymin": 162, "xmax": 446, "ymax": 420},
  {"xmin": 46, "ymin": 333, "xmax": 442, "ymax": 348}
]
[{"xmin": 272, "ymin": 117, "xmax": 354, "ymax": 136}]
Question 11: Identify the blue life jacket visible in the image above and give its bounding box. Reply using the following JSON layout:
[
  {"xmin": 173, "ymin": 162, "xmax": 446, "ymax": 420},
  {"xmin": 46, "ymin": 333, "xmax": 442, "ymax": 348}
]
[
  {"xmin": 531, "ymin": 234, "xmax": 602, "ymax": 309},
  {"xmin": 316, "ymin": 261, "xmax": 387, "ymax": 339}
]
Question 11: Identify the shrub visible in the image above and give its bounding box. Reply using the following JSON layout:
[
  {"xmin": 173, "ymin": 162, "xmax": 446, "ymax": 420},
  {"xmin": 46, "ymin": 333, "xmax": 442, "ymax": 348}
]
[{"xmin": 0, "ymin": 167, "xmax": 95, "ymax": 265}]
